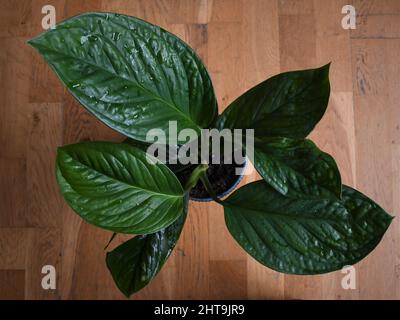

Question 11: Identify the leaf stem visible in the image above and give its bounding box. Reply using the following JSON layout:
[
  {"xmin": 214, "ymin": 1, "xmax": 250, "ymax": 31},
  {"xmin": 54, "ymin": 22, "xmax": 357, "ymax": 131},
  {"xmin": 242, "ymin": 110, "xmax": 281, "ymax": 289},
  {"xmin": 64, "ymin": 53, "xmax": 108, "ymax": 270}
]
[
  {"xmin": 184, "ymin": 163, "xmax": 222, "ymax": 203},
  {"xmin": 184, "ymin": 163, "xmax": 209, "ymax": 192},
  {"xmin": 200, "ymin": 172, "xmax": 222, "ymax": 204}
]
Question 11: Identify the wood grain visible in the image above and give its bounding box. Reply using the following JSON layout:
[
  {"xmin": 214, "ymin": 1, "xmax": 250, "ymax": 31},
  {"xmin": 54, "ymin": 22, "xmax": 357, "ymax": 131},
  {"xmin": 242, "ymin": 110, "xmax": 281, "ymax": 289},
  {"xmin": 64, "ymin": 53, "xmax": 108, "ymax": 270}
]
[{"xmin": 0, "ymin": 0, "xmax": 399, "ymax": 299}]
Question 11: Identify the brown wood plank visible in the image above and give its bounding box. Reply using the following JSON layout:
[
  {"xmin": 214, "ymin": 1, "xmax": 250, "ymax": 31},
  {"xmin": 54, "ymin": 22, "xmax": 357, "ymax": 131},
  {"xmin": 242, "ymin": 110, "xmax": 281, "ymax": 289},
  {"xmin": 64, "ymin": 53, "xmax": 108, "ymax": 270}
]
[
  {"xmin": 27, "ymin": 103, "xmax": 63, "ymax": 227},
  {"xmin": 209, "ymin": 260, "xmax": 247, "ymax": 299},
  {"xmin": 351, "ymin": 37, "xmax": 399, "ymax": 299},
  {"xmin": 0, "ymin": 270, "xmax": 25, "ymax": 299},
  {"xmin": 0, "ymin": 228, "xmax": 31, "ymax": 269},
  {"xmin": 25, "ymin": 228, "xmax": 61, "ymax": 299}
]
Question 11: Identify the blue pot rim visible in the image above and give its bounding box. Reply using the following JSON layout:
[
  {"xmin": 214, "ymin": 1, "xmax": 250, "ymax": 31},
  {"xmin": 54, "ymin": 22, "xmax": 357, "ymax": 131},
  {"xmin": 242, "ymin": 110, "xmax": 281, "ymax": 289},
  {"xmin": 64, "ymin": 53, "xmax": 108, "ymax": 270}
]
[{"xmin": 189, "ymin": 159, "xmax": 247, "ymax": 202}]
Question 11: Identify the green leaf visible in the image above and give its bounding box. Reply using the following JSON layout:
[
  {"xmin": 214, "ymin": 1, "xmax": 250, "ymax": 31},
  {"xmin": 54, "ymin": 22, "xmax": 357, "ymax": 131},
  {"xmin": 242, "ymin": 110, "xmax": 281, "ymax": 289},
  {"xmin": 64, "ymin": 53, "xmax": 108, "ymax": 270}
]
[
  {"xmin": 106, "ymin": 195, "xmax": 188, "ymax": 297},
  {"xmin": 223, "ymin": 181, "xmax": 392, "ymax": 274},
  {"xmin": 217, "ymin": 64, "xmax": 330, "ymax": 139},
  {"xmin": 123, "ymin": 137, "xmax": 196, "ymax": 175},
  {"xmin": 29, "ymin": 12, "xmax": 217, "ymax": 143},
  {"xmin": 253, "ymin": 137, "xmax": 341, "ymax": 199},
  {"xmin": 341, "ymin": 186, "xmax": 393, "ymax": 253},
  {"xmin": 56, "ymin": 141, "xmax": 184, "ymax": 234}
]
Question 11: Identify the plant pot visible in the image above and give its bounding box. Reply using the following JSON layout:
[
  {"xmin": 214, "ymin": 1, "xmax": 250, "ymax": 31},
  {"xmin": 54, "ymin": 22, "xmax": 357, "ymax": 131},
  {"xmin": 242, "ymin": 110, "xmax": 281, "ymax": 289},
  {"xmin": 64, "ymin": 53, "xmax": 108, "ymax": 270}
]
[{"xmin": 189, "ymin": 158, "xmax": 247, "ymax": 202}]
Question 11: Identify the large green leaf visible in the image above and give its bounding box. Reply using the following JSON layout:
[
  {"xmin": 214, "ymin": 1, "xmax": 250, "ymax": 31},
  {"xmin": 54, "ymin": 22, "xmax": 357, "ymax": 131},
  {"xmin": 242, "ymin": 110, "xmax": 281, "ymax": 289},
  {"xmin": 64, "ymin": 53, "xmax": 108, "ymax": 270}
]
[
  {"xmin": 253, "ymin": 137, "xmax": 341, "ymax": 200},
  {"xmin": 106, "ymin": 195, "xmax": 188, "ymax": 297},
  {"xmin": 29, "ymin": 12, "xmax": 217, "ymax": 143},
  {"xmin": 56, "ymin": 141, "xmax": 184, "ymax": 234},
  {"xmin": 217, "ymin": 65, "xmax": 330, "ymax": 139},
  {"xmin": 223, "ymin": 181, "xmax": 392, "ymax": 274}
]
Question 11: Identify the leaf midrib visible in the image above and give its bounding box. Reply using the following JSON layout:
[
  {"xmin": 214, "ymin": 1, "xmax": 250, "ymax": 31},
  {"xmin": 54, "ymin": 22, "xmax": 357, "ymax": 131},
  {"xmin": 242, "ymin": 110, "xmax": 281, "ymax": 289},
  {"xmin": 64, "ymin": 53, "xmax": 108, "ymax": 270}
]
[{"xmin": 58, "ymin": 151, "xmax": 183, "ymax": 199}]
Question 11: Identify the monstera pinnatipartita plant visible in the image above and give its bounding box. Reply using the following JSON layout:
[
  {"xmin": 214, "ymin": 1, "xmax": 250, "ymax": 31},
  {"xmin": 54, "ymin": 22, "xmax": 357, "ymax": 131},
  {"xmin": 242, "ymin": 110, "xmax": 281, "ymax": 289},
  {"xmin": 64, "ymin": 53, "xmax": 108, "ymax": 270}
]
[{"xmin": 28, "ymin": 12, "xmax": 393, "ymax": 297}]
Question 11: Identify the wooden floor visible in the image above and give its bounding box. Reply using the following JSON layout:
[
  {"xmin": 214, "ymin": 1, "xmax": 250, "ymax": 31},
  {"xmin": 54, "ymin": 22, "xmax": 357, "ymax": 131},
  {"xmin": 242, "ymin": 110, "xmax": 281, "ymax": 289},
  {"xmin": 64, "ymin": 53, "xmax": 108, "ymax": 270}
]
[{"xmin": 0, "ymin": 0, "xmax": 399, "ymax": 299}]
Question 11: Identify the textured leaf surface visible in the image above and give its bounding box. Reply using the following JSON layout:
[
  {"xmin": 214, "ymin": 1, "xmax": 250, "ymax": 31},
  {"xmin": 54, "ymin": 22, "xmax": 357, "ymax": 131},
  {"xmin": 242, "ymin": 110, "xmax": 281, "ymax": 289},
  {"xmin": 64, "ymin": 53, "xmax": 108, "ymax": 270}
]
[
  {"xmin": 29, "ymin": 12, "xmax": 217, "ymax": 143},
  {"xmin": 106, "ymin": 196, "xmax": 188, "ymax": 297},
  {"xmin": 56, "ymin": 141, "xmax": 184, "ymax": 234},
  {"xmin": 217, "ymin": 65, "xmax": 330, "ymax": 139},
  {"xmin": 223, "ymin": 181, "xmax": 392, "ymax": 274},
  {"xmin": 253, "ymin": 137, "xmax": 341, "ymax": 199}
]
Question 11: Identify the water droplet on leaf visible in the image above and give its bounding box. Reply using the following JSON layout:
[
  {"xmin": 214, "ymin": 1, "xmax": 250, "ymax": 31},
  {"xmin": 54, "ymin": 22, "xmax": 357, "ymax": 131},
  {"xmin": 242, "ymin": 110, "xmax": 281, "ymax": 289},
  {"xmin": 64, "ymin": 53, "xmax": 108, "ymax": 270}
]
[
  {"xmin": 80, "ymin": 35, "xmax": 89, "ymax": 44},
  {"xmin": 112, "ymin": 32, "xmax": 121, "ymax": 41}
]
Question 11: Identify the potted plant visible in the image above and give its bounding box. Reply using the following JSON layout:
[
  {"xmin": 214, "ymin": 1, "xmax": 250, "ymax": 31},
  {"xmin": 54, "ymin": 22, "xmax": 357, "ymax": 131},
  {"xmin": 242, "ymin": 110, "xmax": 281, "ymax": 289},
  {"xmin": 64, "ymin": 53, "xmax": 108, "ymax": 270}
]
[{"xmin": 29, "ymin": 12, "xmax": 392, "ymax": 297}]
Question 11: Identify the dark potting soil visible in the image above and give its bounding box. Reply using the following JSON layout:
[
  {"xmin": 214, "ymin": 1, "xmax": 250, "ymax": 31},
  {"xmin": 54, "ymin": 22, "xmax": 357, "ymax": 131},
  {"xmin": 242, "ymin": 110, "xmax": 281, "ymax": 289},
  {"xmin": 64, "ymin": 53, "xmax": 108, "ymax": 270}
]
[{"xmin": 177, "ymin": 161, "xmax": 245, "ymax": 199}]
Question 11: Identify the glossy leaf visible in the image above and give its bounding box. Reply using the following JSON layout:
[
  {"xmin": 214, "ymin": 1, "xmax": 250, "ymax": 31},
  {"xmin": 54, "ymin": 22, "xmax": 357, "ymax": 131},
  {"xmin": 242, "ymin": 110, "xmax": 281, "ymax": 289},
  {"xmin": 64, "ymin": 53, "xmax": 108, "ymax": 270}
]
[
  {"xmin": 29, "ymin": 12, "xmax": 217, "ymax": 143},
  {"xmin": 223, "ymin": 181, "xmax": 392, "ymax": 274},
  {"xmin": 123, "ymin": 137, "xmax": 195, "ymax": 175},
  {"xmin": 56, "ymin": 141, "xmax": 184, "ymax": 234},
  {"xmin": 106, "ymin": 195, "xmax": 188, "ymax": 297},
  {"xmin": 253, "ymin": 137, "xmax": 341, "ymax": 199},
  {"xmin": 341, "ymin": 186, "xmax": 393, "ymax": 254},
  {"xmin": 217, "ymin": 64, "xmax": 330, "ymax": 139}
]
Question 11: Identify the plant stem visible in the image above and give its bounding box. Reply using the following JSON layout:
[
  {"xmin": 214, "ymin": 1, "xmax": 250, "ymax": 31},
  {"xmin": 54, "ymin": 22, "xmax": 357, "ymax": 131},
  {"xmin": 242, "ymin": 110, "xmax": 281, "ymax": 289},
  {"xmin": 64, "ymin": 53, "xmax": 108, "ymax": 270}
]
[
  {"xmin": 184, "ymin": 163, "xmax": 222, "ymax": 203},
  {"xmin": 200, "ymin": 172, "xmax": 222, "ymax": 204},
  {"xmin": 184, "ymin": 163, "xmax": 208, "ymax": 192}
]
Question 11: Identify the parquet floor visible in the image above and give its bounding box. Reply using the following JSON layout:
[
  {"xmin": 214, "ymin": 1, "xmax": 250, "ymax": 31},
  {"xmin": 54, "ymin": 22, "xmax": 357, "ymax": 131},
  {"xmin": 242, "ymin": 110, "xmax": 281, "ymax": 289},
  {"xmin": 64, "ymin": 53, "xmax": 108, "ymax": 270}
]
[{"xmin": 0, "ymin": 0, "xmax": 399, "ymax": 299}]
